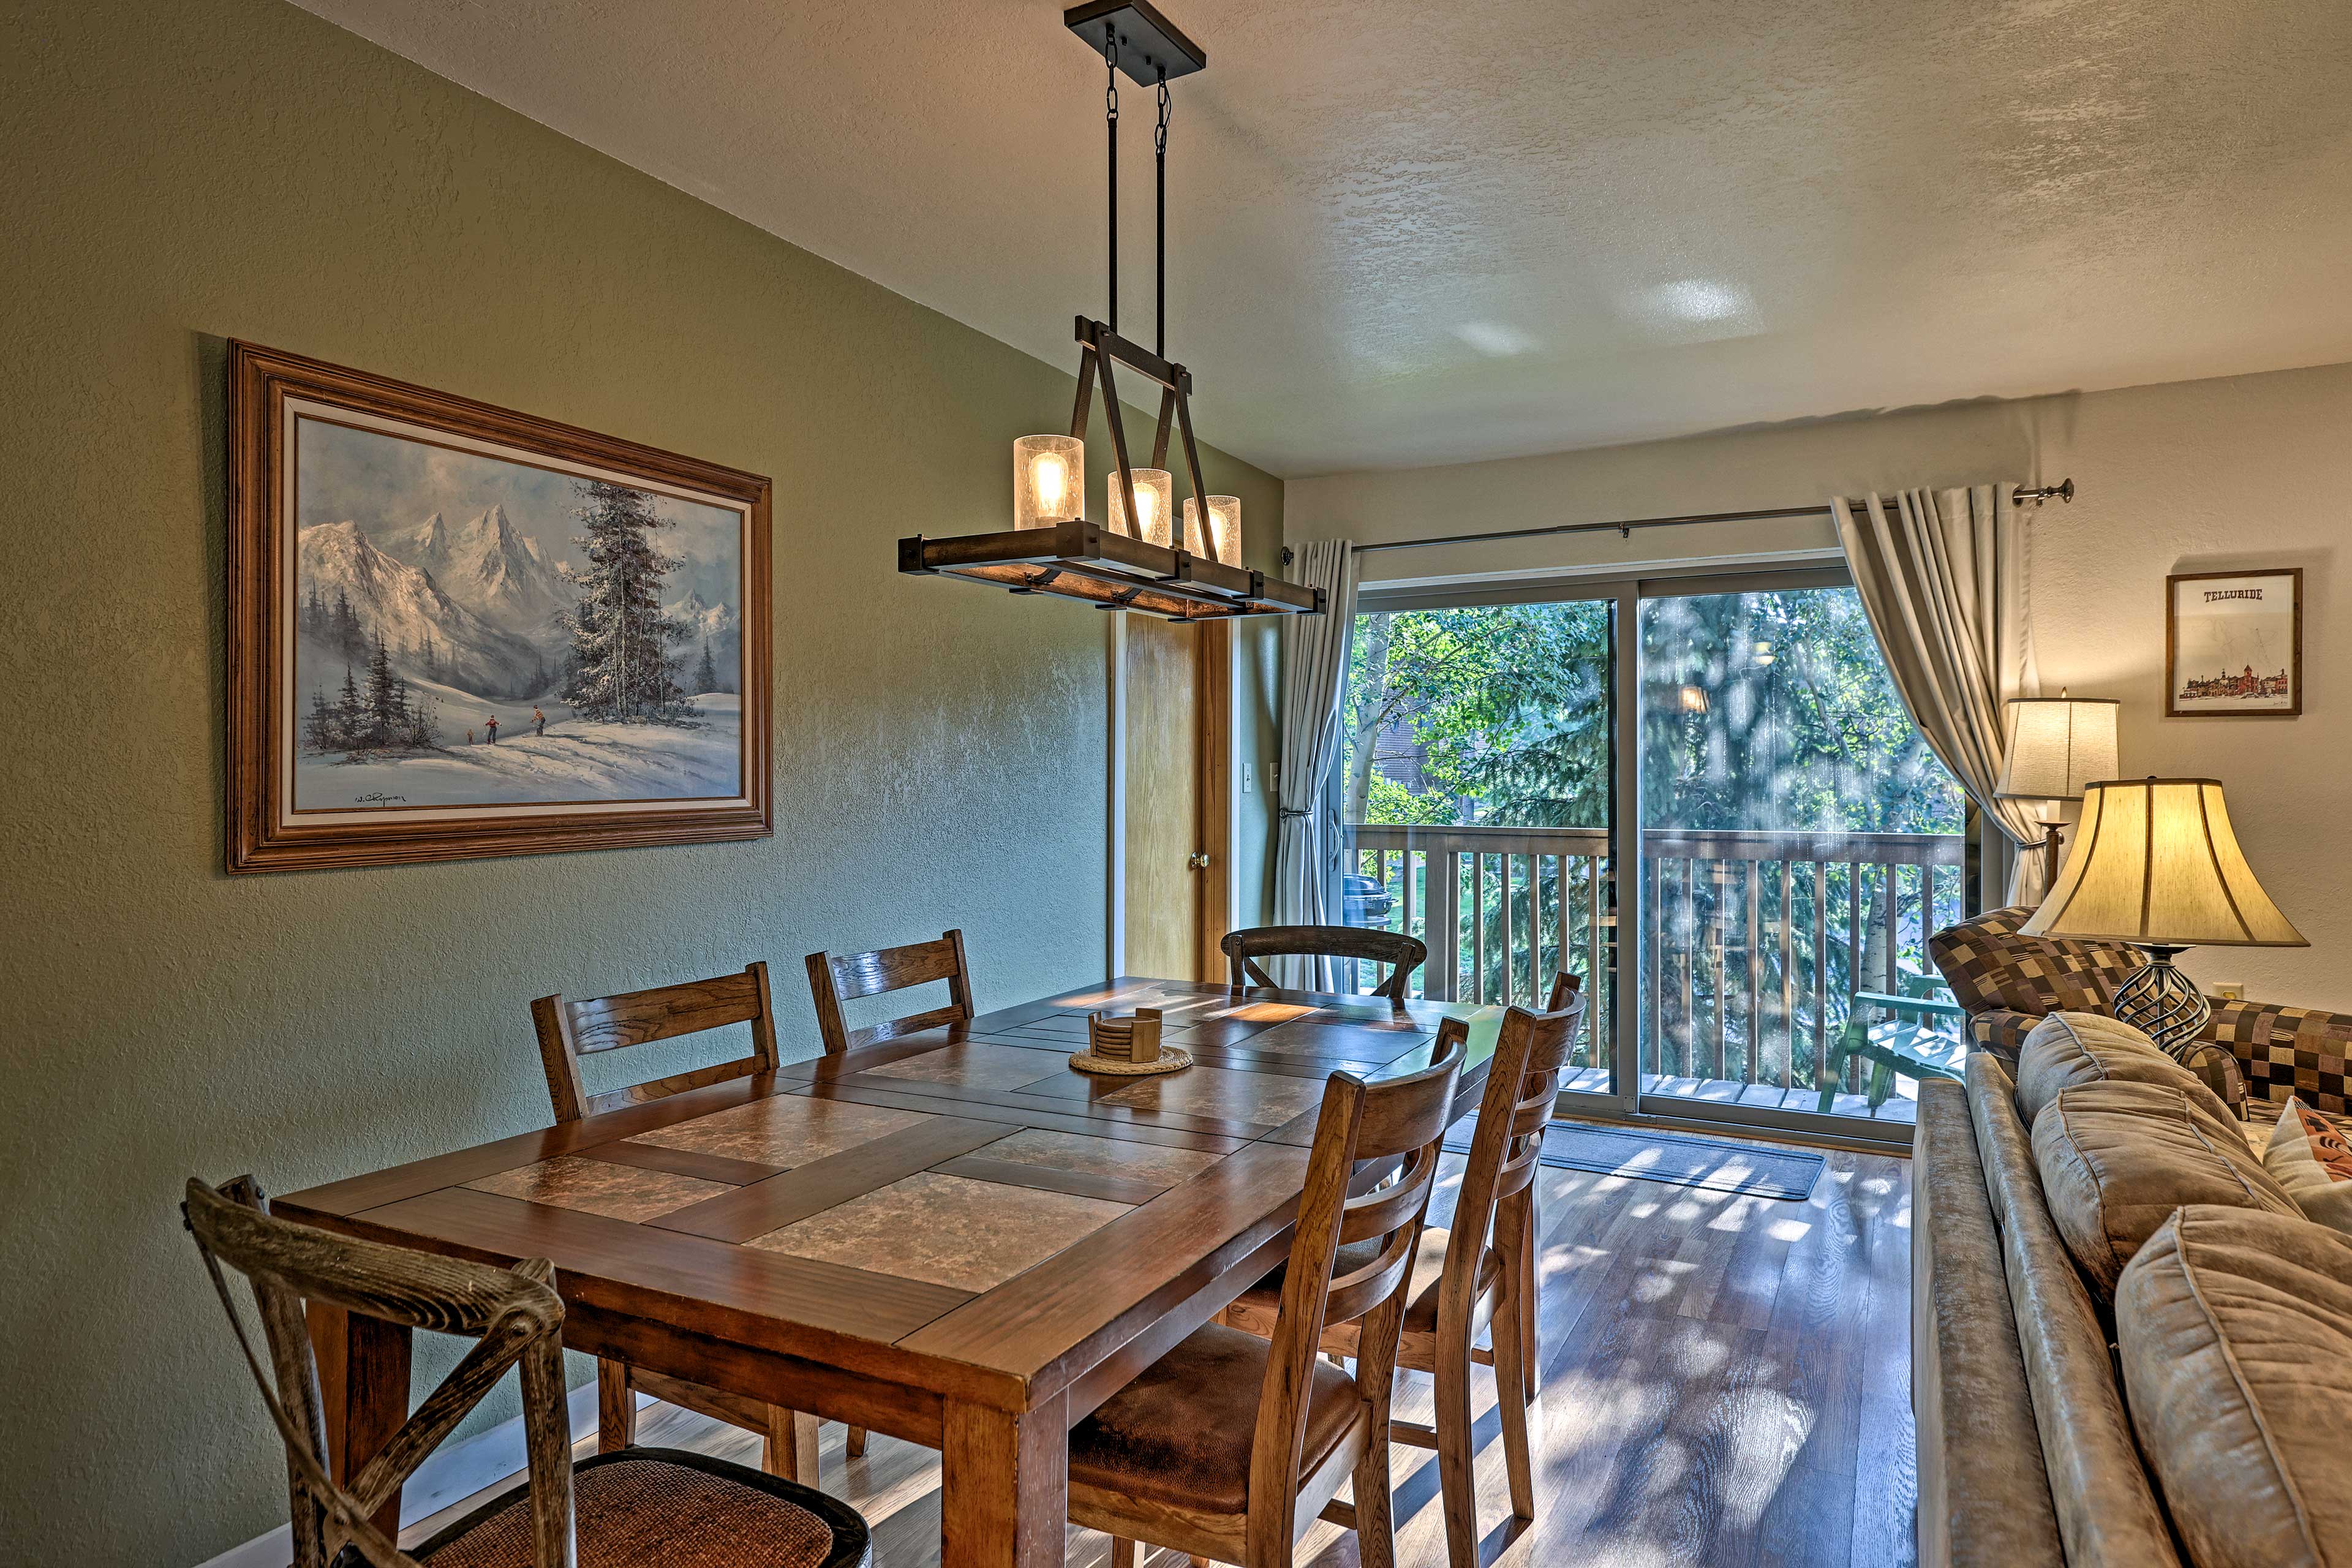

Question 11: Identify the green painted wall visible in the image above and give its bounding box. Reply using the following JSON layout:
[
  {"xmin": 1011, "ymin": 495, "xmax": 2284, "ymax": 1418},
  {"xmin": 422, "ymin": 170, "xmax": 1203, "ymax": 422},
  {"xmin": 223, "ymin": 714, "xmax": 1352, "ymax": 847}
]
[{"xmin": 0, "ymin": 1, "xmax": 1281, "ymax": 1561}]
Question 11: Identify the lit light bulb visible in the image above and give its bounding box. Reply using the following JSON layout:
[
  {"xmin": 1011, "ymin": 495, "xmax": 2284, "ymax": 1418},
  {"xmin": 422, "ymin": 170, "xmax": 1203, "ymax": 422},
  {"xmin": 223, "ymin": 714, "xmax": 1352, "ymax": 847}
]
[
  {"xmin": 1134, "ymin": 487, "xmax": 1159, "ymax": 538},
  {"xmin": 1033, "ymin": 453, "xmax": 1068, "ymax": 516}
]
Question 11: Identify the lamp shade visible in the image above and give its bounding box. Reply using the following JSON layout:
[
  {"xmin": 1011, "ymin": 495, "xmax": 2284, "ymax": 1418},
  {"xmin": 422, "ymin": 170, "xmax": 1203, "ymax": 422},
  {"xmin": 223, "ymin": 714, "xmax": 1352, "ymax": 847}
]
[
  {"xmin": 2021, "ymin": 777, "xmax": 2306, "ymax": 948},
  {"xmin": 1182, "ymin": 494, "xmax": 1242, "ymax": 564},
  {"xmin": 1012, "ymin": 435, "xmax": 1084, "ymax": 529},
  {"xmin": 1996, "ymin": 695, "xmax": 2119, "ymax": 799}
]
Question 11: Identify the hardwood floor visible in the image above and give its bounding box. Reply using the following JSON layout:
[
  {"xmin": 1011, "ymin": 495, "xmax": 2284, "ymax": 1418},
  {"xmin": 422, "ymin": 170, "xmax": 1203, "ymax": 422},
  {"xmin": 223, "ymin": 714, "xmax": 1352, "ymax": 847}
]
[{"xmin": 406, "ymin": 1134, "xmax": 1915, "ymax": 1567}]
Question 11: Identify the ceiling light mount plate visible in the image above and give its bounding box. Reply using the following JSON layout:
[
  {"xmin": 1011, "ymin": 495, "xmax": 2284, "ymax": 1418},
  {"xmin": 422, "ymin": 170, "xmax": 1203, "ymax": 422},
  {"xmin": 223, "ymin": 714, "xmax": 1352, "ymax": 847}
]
[{"xmin": 1065, "ymin": 0, "xmax": 1206, "ymax": 83}]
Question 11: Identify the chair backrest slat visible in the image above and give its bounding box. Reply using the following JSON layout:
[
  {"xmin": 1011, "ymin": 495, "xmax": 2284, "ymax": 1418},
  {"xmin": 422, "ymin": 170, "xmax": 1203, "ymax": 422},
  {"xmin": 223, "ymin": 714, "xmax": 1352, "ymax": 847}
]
[
  {"xmin": 1437, "ymin": 973, "xmax": 1586, "ymax": 1343},
  {"xmin": 1221, "ymin": 924, "xmax": 1428, "ymax": 1003},
  {"xmin": 1242, "ymin": 1042, "xmax": 1463, "ymax": 1566},
  {"xmin": 805, "ymin": 929, "xmax": 976, "ymax": 1054},
  {"xmin": 183, "ymin": 1177, "xmax": 573, "ymax": 1568},
  {"xmin": 530, "ymin": 962, "xmax": 780, "ymax": 1124}
]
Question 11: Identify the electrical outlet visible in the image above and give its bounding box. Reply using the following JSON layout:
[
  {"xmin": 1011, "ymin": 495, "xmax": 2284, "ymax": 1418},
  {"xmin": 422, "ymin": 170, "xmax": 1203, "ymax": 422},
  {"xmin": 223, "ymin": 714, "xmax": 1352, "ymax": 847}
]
[{"xmin": 2214, "ymin": 982, "xmax": 2245, "ymax": 1001}]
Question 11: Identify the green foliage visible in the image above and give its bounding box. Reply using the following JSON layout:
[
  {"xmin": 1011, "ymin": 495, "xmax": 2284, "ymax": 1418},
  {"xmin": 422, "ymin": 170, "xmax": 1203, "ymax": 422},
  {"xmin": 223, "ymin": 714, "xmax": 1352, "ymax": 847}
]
[{"xmin": 1343, "ymin": 600, "xmax": 1611, "ymax": 827}]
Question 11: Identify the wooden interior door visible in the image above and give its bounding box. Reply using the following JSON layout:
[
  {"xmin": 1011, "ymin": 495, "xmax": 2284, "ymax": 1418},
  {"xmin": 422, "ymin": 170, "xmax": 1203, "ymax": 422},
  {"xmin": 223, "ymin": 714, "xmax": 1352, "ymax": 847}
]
[{"xmin": 1121, "ymin": 618, "xmax": 1231, "ymax": 981}]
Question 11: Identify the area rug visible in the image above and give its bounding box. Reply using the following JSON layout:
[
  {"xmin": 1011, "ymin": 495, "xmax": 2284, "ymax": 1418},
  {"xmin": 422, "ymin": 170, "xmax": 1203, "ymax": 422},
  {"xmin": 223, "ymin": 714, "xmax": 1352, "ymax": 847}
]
[{"xmin": 1442, "ymin": 1121, "xmax": 1824, "ymax": 1200}]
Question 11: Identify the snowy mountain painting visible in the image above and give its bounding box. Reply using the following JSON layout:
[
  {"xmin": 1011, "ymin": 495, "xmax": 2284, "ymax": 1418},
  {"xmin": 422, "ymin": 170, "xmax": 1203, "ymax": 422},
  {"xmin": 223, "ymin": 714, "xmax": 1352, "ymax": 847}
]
[{"xmin": 288, "ymin": 413, "xmax": 752, "ymax": 815}]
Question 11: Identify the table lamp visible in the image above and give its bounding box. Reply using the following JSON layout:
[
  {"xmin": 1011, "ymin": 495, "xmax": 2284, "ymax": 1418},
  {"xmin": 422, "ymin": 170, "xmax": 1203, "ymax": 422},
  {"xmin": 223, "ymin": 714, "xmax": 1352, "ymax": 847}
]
[
  {"xmin": 2021, "ymin": 777, "xmax": 2305, "ymax": 1054},
  {"xmin": 1994, "ymin": 691, "xmax": 2120, "ymax": 889}
]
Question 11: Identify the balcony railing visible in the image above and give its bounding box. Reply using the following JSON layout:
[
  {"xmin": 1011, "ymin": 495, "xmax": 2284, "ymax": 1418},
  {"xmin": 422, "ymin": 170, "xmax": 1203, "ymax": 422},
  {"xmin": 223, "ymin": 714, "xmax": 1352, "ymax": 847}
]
[{"xmin": 1347, "ymin": 823, "xmax": 1966, "ymax": 1095}]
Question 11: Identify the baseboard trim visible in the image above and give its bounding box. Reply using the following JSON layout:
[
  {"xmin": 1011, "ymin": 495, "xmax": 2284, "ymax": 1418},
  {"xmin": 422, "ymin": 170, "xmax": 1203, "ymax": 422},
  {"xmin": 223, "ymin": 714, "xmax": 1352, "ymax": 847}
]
[{"xmin": 191, "ymin": 1382, "xmax": 606, "ymax": 1568}]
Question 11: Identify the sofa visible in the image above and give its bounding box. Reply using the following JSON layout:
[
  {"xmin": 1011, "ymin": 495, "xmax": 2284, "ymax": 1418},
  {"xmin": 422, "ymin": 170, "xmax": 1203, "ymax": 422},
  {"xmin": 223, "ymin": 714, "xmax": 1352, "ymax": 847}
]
[
  {"xmin": 1913, "ymin": 1012, "xmax": 2352, "ymax": 1568},
  {"xmin": 1929, "ymin": 905, "xmax": 2352, "ymax": 1116}
]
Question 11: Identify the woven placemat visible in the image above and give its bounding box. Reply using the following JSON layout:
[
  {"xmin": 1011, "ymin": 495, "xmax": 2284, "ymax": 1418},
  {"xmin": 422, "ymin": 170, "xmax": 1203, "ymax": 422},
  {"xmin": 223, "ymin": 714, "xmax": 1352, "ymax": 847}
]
[{"xmin": 1068, "ymin": 1046, "xmax": 1194, "ymax": 1077}]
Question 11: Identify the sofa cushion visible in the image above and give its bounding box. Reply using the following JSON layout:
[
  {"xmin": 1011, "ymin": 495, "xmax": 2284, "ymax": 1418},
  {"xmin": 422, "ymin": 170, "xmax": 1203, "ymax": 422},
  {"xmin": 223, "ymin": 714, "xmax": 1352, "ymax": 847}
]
[
  {"xmin": 2264, "ymin": 1096, "xmax": 2352, "ymax": 1237},
  {"xmin": 2016, "ymin": 1011, "xmax": 2238, "ymax": 1131},
  {"xmin": 1966, "ymin": 1057, "xmax": 2186, "ymax": 1568},
  {"xmin": 2031, "ymin": 1080, "xmax": 2297, "ymax": 1302},
  {"xmin": 2116, "ymin": 1207, "xmax": 2352, "ymax": 1568}
]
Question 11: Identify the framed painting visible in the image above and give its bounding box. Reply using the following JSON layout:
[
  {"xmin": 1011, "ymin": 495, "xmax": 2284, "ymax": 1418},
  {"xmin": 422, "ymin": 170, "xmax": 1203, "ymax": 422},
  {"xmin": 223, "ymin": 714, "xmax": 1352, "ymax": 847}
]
[
  {"xmin": 2165, "ymin": 567, "xmax": 2302, "ymax": 718},
  {"xmin": 227, "ymin": 341, "xmax": 772, "ymax": 872}
]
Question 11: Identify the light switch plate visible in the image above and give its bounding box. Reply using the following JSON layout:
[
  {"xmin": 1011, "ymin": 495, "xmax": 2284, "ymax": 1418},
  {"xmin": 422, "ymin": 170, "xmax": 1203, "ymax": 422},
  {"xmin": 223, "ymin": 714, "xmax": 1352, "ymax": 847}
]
[{"xmin": 1241, "ymin": 763, "xmax": 1254, "ymax": 793}]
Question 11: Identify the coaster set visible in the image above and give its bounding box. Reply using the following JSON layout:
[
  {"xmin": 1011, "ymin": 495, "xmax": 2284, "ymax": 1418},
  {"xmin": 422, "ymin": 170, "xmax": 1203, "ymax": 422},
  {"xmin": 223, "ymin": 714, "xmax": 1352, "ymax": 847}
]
[{"xmin": 1069, "ymin": 1007, "xmax": 1192, "ymax": 1077}]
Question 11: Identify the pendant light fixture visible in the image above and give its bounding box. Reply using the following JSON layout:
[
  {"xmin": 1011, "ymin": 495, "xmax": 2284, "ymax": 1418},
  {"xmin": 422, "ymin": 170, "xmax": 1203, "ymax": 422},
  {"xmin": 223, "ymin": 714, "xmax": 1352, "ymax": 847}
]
[{"xmin": 899, "ymin": 1, "xmax": 1322, "ymax": 622}]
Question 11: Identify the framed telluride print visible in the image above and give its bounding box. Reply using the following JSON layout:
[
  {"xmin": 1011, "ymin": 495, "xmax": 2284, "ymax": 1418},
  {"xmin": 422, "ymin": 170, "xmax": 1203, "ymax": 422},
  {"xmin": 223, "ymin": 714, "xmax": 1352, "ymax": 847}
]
[
  {"xmin": 227, "ymin": 341, "xmax": 772, "ymax": 872},
  {"xmin": 2165, "ymin": 567, "xmax": 2302, "ymax": 718}
]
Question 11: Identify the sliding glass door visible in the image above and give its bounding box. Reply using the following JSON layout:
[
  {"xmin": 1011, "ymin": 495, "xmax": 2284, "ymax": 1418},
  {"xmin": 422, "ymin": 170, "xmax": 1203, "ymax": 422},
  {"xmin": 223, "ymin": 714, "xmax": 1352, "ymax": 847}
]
[
  {"xmin": 1337, "ymin": 595, "xmax": 1621, "ymax": 1102},
  {"xmin": 1635, "ymin": 581, "xmax": 1966, "ymax": 1134},
  {"xmin": 1321, "ymin": 563, "xmax": 1968, "ymax": 1142}
]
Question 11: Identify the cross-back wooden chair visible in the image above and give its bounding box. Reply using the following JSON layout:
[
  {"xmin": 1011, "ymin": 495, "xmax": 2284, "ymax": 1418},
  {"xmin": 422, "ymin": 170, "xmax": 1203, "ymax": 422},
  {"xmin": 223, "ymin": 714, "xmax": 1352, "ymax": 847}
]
[
  {"xmin": 1066, "ymin": 1039, "xmax": 1466, "ymax": 1568},
  {"xmin": 1220, "ymin": 923, "xmax": 1429, "ymax": 1003},
  {"xmin": 529, "ymin": 962, "xmax": 847, "ymax": 1480},
  {"xmin": 1219, "ymin": 973, "xmax": 1586, "ymax": 1568},
  {"xmin": 181, "ymin": 1175, "xmax": 870, "ymax": 1568},
  {"xmin": 804, "ymin": 929, "xmax": 975, "ymax": 1054}
]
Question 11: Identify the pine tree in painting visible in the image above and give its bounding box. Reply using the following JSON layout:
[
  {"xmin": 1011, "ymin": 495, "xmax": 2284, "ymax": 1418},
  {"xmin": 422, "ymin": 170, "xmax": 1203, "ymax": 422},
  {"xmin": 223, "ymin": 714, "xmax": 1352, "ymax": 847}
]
[
  {"xmin": 692, "ymin": 640, "xmax": 720, "ymax": 696},
  {"xmin": 559, "ymin": 478, "xmax": 690, "ymax": 722},
  {"xmin": 331, "ymin": 586, "xmax": 364, "ymax": 661}
]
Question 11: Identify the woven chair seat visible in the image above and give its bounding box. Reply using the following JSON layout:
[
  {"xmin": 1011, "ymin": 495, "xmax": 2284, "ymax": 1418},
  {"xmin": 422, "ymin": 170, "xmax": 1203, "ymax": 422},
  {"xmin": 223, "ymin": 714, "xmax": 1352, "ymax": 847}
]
[{"xmin": 416, "ymin": 1450, "xmax": 872, "ymax": 1568}]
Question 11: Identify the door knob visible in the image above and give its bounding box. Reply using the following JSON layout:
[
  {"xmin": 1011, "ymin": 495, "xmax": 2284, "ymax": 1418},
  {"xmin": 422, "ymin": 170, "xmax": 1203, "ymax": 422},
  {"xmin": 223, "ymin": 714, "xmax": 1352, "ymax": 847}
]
[{"xmin": 1188, "ymin": 851, "xmax": 1212, "ymax": 870}]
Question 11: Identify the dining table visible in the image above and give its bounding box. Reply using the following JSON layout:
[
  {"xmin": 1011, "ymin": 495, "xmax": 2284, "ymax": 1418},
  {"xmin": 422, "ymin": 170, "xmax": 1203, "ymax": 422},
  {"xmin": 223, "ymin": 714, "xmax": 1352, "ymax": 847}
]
[{"xmin": 276, "ymin": 974, "xmax": 1502, "ymax": 1568}]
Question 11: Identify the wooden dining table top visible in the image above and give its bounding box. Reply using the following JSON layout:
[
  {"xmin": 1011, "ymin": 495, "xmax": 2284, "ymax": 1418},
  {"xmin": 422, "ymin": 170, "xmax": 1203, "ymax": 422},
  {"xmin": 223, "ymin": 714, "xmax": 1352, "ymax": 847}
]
[{"xmin": 278, "ymin": 977, "xmax": 1502, "ymax": 1458}]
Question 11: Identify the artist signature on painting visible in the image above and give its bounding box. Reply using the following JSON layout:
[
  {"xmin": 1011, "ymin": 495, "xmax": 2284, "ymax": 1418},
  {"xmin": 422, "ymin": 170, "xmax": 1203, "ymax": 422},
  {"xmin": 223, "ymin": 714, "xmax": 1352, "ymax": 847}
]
[{"xmin": 353, "ymin": 793, "xmax": 409, "ymax": 807}]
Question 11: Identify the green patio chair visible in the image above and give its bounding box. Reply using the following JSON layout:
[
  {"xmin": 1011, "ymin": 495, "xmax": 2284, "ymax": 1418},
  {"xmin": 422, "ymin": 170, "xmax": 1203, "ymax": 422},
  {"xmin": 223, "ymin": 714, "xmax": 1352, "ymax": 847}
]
[{"xmin": 1819, "ymin": 963, "xmax": 1969, "ymax": 1113}]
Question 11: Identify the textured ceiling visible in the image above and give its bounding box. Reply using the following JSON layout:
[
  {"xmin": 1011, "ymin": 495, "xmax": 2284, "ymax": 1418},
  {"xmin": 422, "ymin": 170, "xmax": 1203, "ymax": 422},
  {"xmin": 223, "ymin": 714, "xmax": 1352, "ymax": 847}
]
[{"xmin": 292, "ymin": 0, "xmax": 2352, "ymax": 477}]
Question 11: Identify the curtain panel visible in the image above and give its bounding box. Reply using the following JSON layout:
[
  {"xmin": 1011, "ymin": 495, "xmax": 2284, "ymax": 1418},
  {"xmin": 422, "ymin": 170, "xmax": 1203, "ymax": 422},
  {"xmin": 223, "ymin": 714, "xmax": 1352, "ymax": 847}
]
[
  {"xmin": 1271, "ymin": 540, "xmax": 1361, "ymax": 990},
  {"xmin": 1832, "ymin": 486, "xmax": 2052, "ymax": 906}
]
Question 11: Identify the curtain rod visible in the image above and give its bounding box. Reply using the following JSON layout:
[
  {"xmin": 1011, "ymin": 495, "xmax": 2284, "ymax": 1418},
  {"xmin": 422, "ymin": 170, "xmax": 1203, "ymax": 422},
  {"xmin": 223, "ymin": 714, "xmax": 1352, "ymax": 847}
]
[{"xmin": 1286, "ymin": 480, "xmax": 2074, "ymax": 563}]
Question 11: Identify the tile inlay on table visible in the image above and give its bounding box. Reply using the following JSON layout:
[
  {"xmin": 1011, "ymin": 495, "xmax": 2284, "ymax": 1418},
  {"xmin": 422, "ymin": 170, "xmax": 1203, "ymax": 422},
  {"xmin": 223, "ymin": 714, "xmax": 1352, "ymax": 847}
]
[
  {"xmin": 967, "ymin": 1126, "xmax": 1226, "ymax": 1186},
  {"xmin": 1096, "ymin": 1063, "xmax": 1333, "ymax": 1126},
  {"xmin": 745, "ymin": 1170, "xmax": 1132, "ymax": 1292},
  {"xmin": 626, "ymin": 1095, "xmax": 930, "ymax": 1166},
  {"xmin": 861, "ymin": 1042, "xmax": 1072, "ymax": 1091},
  {"xmin": 463, "ymin": 1153, "xmax": 733, "ymax": 1223}
]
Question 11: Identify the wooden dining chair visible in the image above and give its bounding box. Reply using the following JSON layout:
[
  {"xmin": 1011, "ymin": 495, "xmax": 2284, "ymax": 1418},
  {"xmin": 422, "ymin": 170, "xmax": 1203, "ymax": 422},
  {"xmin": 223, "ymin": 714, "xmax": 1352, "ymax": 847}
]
[
  {"xmin": 529, "ymin": 962, "xmax": 840, "ymax": 1483},
  {"xmin": 181, "ymin": 1174, "xmax": 872, "ymax": 1568},
  {"xmin": 1066, "ymin": 1039, "xmax": 1466, "ymax": 1568},
  {"xmin": 1219, "ymin": 973, "xmax": 1586, "ymax": 1568},
  {"xmin": 804, "ymin": 929, "xmax": 976, "ymax": 1054},
  {"xmin": 1221, "ymin": 923, "xmax": 1430, "ymax": 1003}
]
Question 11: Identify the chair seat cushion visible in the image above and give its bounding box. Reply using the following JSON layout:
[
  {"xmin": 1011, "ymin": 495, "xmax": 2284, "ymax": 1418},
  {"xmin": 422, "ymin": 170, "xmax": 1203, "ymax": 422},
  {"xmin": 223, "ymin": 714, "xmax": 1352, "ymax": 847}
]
[
  {"xmin": 418, "ymin": 1450, "xmax": 869, "ymax": 1568},
  {"xmin": 1233, "ymin": 1226, "xmax": 1502, "ymax": 1339},
  {"xmin": 2032, "ymin": 1080, "xmax": 2299, "ymax": 1303},
  {"xmin": 1068, "ymin": 1322, "xmax": 1363, "ymax": 1516},
  {"xmin": 2116, "ymin": 1207, "xmax": 2352, "ymax": 1568},
  {"xmin": 2015, "ymin": 1011, "xmax": 2238, "ymax": 1130}
]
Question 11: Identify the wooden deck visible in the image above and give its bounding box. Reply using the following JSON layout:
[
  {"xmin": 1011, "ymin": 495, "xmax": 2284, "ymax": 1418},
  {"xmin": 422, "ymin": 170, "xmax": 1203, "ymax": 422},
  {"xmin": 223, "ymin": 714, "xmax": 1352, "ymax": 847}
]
[
  {"xmin": 1554, "ymin": 1066, "xmax": 1923, "ymax": 1127},
  {"xmin": 404, "ymin": 1135, "xmax": 1917, "ymax": 1568}
]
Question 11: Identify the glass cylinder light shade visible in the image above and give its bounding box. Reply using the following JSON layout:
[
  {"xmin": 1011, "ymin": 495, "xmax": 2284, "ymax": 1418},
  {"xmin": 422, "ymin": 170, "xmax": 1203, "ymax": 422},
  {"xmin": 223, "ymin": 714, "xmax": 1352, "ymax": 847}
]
[
  {"xmin": 1182, "ymin": 494, "xmax": 1243, "ymax": 565},
  {"xmin": 1012, "ymin": 435, "xmax": 1084, "ymax": 530},
  {"xmin": 1108, "ymin": 467, "xmax": 1176, "ymax": 545}
]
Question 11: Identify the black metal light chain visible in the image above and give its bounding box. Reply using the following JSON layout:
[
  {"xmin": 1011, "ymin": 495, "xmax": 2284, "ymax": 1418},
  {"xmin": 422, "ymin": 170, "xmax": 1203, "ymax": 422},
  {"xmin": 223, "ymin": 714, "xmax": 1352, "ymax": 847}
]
[
  {"xmin": 1104, "ymin": 31, "xmax": 1120, "ymax": 333},
  {"xmin": 1155, "ymin": 66, "xmax": 1170, "ymax": 356}
]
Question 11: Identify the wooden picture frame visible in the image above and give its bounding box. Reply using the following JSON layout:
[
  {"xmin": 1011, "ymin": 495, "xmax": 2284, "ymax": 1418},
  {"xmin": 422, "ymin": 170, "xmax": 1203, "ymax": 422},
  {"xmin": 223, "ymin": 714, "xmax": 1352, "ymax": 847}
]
[
  {"xmin": 2165, "ymin": 567, "xmax": 2302, "ymax": 718},
  {"xmin": 227, "ymin": 341, "xmax": 772, "ymax": 872}
]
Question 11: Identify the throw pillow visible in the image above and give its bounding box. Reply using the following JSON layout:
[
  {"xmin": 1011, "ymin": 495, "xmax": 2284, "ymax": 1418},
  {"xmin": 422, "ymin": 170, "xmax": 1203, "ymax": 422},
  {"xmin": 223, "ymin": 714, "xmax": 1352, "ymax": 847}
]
[{"xmin": 2263, "ymin": 1095, "xmax": 2352, "ymax": 1236}]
